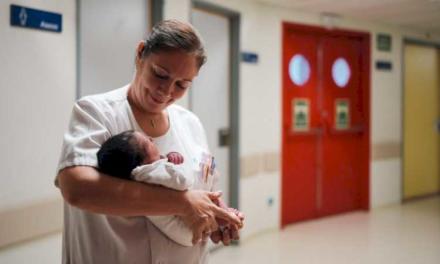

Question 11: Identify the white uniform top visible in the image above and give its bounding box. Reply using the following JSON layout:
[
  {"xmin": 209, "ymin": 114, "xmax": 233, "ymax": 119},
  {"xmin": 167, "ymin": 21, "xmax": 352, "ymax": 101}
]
[{"xmin": 56, "ymin": 85, "xmax": 217, "ymax": 264}]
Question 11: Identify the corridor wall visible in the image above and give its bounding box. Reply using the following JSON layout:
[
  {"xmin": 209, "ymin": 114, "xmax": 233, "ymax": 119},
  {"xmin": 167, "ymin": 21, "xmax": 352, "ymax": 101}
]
[{"xmin": 0, "ymin": 0, "xmax": 76, "ymax": 247}]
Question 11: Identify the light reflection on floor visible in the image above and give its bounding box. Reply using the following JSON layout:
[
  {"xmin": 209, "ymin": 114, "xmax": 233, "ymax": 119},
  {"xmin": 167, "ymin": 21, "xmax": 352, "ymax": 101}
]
[{"xmin": 210, "ymin": 197, "xmax": 440, "ymax": 264}]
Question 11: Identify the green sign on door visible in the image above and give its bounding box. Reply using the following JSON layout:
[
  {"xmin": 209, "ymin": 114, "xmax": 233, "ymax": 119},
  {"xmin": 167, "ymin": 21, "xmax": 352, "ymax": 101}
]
[
  {"xmin": 335, "ymin": 99, "xmax": 350, "ymax": 130},
  {"xmin": 293, "ymin": 99, "xmax": 310, "ymax": 131}
]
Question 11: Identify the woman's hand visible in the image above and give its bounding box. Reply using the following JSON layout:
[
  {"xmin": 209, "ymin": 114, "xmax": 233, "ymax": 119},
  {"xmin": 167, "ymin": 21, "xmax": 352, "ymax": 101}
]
[
  {"xmin": 211, "ymin": 209, "xmax": 244, "ymax": 246},
  {"xmin": 179, "ymin": 190, "xmax": 241, "ymax": 245}
]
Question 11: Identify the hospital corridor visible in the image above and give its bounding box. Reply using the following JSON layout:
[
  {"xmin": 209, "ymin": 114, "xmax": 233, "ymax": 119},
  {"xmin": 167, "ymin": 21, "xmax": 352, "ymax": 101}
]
[{"xmin": 1, "ymin": 0, "xmax": 439, "ymax": 263}]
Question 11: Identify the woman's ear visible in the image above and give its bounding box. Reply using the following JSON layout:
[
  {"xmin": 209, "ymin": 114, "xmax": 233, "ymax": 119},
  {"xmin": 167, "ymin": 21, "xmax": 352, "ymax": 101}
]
[
  {"xmin": 135, "ymin": 41, "xmax": 145, "ymax": 69},
  {"xmin": 136, "ymin": 41, "xmax": 145, "ymax": 58}
]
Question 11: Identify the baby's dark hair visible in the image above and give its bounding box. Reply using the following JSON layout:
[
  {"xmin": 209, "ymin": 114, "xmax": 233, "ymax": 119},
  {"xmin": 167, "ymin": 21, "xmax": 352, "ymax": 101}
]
[{"xmin": 97, "ymin": 130, "xmax": 145, "ymax": 180}]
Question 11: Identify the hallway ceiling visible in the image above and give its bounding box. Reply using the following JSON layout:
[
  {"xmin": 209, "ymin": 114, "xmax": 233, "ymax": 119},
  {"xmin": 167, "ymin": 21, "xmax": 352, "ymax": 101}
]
[{"xmin": 254, "ymin": 0, "xmax": 440, "ymax": 35}]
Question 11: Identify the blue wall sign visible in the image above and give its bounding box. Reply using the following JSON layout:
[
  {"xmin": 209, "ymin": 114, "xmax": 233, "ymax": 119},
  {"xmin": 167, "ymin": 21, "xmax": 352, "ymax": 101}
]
[
  {"xmin": 241, "ymin": 52, "xmax": 259, "ymax": 64},
  {"xmin": 375, "ymin": 60, "xmax": 392, "ymax": 71},
  {"xmin": 10, "ymin": 4, "xmax": 62, "ymax": 33}
]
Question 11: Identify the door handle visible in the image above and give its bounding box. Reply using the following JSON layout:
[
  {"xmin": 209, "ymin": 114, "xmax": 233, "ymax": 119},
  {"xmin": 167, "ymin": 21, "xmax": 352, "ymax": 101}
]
[{"xmin": 218, "ymin": 128, "xmax": 230, "ymax": 147}]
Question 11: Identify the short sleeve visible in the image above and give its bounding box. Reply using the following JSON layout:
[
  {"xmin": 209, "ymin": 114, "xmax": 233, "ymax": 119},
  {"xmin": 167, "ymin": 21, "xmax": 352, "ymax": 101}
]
[{"xmin": 56, "ymin": 98, "xmax": 112, "ymax": 180}]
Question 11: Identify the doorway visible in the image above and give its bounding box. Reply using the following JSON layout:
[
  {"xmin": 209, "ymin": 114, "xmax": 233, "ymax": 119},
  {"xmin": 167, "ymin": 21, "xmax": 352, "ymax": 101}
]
[
  {"xmin": 77, "ymin": 0, "xmax": 152, "ymax": 97},
  {"xmin": 403, "ymin": 41, "xmax": 440, "ymax": 200},
  {"xmin": 190, "ymin": 1, "xmax": 240, "ymax": 210},
  {"xmin": 281, "ymin": 23, "xmax": 370, "ymax": 226}
]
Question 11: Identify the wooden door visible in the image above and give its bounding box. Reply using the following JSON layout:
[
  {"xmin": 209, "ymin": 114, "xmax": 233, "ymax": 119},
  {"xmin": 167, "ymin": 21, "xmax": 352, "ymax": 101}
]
[{"xmin": 404, "ymin": 44, "xmax": 440, "ymax": 199}]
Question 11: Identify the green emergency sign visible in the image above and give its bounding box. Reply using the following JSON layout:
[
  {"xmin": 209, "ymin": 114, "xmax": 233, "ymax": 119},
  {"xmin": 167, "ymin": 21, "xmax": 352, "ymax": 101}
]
[
  {"xmin": 293, "ymin": 99, "xmax": 310, "ymax": 131},
  {"xmin": 335, "ymin": 99, "xmax": 350, "ymax": 130}
]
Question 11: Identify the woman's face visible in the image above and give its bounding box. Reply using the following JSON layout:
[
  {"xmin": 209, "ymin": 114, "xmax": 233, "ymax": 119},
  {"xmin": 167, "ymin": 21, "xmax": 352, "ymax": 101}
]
[{"xmin": 131, "ymin": 46, "xmax": 199, "ymax": 114}]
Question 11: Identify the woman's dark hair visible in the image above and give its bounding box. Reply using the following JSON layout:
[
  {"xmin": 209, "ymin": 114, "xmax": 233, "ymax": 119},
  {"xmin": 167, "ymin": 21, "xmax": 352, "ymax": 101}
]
[
  {"xmin": 139, "ymin": 19, "xmax": 207, "ymax": 68},
  {"xmin": 97, "ymin": 131, "xmax": 146, "ymax": 180}
]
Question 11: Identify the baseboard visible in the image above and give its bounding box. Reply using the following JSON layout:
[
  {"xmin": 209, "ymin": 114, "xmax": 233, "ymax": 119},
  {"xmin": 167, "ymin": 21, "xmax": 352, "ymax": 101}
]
[{"xmin": 0, "ymin": 198, "xmax": 63, "ymax": 248}]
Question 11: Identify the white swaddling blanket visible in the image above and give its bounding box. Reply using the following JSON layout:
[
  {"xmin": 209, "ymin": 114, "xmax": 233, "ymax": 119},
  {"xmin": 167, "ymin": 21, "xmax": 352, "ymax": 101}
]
[{"xmin": 132, "ymin": 158, "xmax": 194, "ymax": 246}]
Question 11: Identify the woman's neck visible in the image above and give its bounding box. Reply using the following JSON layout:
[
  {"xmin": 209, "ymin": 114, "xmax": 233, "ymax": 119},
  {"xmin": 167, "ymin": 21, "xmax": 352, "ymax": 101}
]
[{"xmin": 127, "ymin": 86, "xmax": 169, "ymax": 137}]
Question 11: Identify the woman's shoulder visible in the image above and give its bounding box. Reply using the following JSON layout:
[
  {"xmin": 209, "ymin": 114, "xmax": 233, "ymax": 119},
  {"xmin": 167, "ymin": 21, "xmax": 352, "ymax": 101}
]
[
  {"xmin": 76, "ymin": 85, "xmax": 129, "ymax": 113},
  {"xmin": 78, "ymin": 85, "xmax": 128, "ymax": 104}
]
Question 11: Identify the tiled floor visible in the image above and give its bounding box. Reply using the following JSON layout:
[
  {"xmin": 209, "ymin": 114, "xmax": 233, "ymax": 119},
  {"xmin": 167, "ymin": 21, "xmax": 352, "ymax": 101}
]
[{"xmin": 210, "ymin": 196, "xmax": 440, "ymax": 264}]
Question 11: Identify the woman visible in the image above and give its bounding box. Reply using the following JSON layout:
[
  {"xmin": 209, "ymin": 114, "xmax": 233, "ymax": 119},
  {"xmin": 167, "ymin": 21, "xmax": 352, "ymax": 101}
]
[{"xmin": 55, "ymin": 20, "xmax": 243, "ymax": 263}]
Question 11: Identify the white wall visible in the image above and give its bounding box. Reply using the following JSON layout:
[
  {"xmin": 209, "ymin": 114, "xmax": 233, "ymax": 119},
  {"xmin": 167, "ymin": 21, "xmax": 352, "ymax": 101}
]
[
  {"xmin": 239, "ymin": 172, "xmax": 280, "ymax": 239},
  {"xmin": 0, "ymin": 0, "xmax": 75, "ymax": 260},
  {"xmin": 0, "ymin": 0, "xmax": 76, "ymax": 210},
  {"xmin": 371, "ymin": 159, "xmax": 402, "ymax": 207}
]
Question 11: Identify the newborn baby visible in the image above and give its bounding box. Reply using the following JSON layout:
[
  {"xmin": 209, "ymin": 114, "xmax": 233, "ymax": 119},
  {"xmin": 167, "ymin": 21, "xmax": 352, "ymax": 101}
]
[{"xmin": 97, "ymin": 130, "xmax": 240, "ymax": 246}]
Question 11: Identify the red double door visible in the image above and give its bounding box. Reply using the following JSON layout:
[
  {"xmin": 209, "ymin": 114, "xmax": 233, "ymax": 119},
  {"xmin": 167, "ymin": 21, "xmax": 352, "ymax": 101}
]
[{"xmin": 281, "ymin": 23, "xmax": 370, "ymax": 226}]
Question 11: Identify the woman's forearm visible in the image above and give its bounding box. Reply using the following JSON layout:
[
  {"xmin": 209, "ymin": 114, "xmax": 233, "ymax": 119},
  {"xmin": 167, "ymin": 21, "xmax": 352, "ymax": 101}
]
[{"xmin": 57, "ymin": 166, "xmax": 187, "ymax": 217}]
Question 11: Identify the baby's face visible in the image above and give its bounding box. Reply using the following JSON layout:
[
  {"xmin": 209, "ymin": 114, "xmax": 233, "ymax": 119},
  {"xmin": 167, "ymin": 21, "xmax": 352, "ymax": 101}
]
[{"xmin": 133, "ymin": 131, "xmax": 161, "ymax": 164}]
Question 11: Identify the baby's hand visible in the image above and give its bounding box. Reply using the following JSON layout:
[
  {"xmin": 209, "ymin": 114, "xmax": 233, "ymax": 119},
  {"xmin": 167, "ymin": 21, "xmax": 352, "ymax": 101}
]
[
  {"xmin": 166, "ymin": 152, "xmax": 184, "ymax": 164},
  {"xmin": 210, "ymin": 229, "xmax": 222, "ymax": 244},
  {"xmin": 210, "ymin": 208, "xmax": 244, "ymax": 245},
  {"xmin": 209, "ymin": 200, "xmax": 244, "ymax": 245}
]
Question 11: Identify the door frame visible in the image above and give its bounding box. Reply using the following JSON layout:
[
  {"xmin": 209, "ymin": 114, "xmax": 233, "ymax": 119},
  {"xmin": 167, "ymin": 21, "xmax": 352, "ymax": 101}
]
[
  {"xmin": 190, "ymin": 1, "xmax": 241, "ymax": 210},
  {"xmin": 281, "ymin": 22, "xmax": 371, "ymax": 227},
  {"xmin": 151, "ymin": 0, "xmax": 164, "ymax": 25},
  {"xmin": 401, "ymin": 38, "xmax": 440, "ymax": 202}
]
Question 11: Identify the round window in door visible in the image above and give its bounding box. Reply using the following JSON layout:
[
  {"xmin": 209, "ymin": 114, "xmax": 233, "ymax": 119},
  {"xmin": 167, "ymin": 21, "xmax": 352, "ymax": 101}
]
[
  {"xmin": 289, "ymin": 54, "xmax": 311, "ymax": 87},
  {"xmin": 332, "ymin": 57, "xmax": 351, "ymax": 88}
]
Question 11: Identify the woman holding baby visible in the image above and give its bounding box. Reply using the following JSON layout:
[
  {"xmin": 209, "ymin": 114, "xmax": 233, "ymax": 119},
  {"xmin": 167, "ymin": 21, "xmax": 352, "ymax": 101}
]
[{"xmin": 55, "ymin": 20, "xmax": 244, "ymax": 263}]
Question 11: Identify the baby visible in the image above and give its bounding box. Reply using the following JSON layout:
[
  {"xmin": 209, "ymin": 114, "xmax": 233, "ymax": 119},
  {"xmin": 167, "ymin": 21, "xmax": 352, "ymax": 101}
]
[{"xmin": 97, "ymin": 130, "xmax": 240, "ymax": 246}]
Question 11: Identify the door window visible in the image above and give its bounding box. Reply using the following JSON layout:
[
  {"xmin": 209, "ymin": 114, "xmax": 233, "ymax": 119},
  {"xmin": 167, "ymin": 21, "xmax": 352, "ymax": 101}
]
[
  {"xmin": 289, "ymin": 54, "xmax": 311, "ymax": 86},
  {"xmin": 332, "ymin": 57, "xmax": 351, "ymax": 88}
]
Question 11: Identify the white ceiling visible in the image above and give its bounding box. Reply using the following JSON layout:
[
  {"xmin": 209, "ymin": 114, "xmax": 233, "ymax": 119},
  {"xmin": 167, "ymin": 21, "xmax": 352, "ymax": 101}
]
[{"xmin": 253, "ymin": 0, "xmax": 440, "ymax": 35}]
